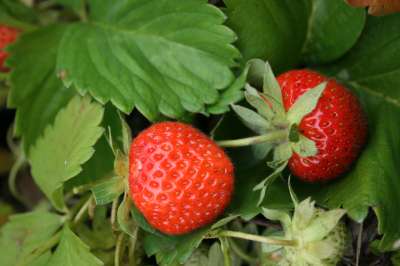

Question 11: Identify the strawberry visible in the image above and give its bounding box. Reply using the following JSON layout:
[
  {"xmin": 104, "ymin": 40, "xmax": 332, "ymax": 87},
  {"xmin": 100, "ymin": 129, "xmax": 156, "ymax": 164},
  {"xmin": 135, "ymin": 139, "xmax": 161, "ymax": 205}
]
[
  {"xmin": 129, "ymin": 122, "xmax": 234, "ymax": 235},
  {"xmin": 217, "ymin": 60, "xmax": 367, "ymax": 202},
  {"xmin": 277, "ymin": 70, "xmax": 367, "ymax": 182},
  {"xmin": 0, "ymin": 25, "xmax": 19, "ymax": 72}
]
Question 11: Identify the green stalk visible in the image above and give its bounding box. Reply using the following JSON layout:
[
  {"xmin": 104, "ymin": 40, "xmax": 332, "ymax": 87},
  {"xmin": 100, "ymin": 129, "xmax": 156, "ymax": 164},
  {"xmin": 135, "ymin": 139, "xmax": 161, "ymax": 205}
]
[
  {"xmin": 17, "ymin": 231, "xmax": 61, "ymax": 266},
  {"xmin": 73, "ymin": 195, "xmax": 93, "ymax": 225},
  {"xmin": 216, "ymin": 230, "xmax": 297, "ymax": 247},
  {"xmin": 115, "ymin": 233, "xmax": 125, "ymax": 266},
  {"xmin": 217, "ymin": 130, "xmax": 287, "ymax": 148}
]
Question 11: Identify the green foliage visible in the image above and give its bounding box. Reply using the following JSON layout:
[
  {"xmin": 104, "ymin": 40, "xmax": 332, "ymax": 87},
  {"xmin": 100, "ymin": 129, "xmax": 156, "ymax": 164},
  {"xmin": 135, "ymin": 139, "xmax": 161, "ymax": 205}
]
[
  {"xmin": 324, "ymin": 15, "xmax": 400, "ymax": 103},
  {"xmin": 2, "ymin": 0, "xmax": 400, "ymax": 265},
  {"xmin": 0, "ymin": 211, "xmax": 62, "ymax": 266},
  {"xmin": 224, "ymin": 0, "xmax": 365, "ymax": 71},
  {"xmin": 30, "ymin": 95, "xmax": 104, "ymax": 210},
  {"xmin": 0, "ymin": 0, "xmax": 37, "ymax": 27},
  {"xmin": 144, "ymin": 228, "xmax": 209, "ymax": 266},
  {"xmin": 47, "ymin": 226, "xmax": 103, "ymax": 266},
  {"xmin": 7, "ymin": 24, "xmax": 75, "ymax": 153},
  {"xmin": 91, "ymin": 176, "xmax": 125, "ymax": 205},
  {"xmin": 57, "ymin": 0, "xmax": 240, "ymax": 120},
  {"xmin": 295, "ymin": 14, "xmax": 400, "ymax": 251}
]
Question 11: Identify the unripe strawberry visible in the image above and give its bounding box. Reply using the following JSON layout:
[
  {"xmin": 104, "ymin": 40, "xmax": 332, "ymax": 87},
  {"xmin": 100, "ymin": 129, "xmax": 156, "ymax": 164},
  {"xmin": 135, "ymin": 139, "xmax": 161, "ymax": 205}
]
[
  {"xmin": 129, "ymin": 122, "xmax": 234, "ymax": 235},
  {"xmin": 262, "ymin": 198, "xmax": 348, "ymax": 266},
  {"xmin": 0, "ymin": 25, "xmax": 19, "ymax": 72}
]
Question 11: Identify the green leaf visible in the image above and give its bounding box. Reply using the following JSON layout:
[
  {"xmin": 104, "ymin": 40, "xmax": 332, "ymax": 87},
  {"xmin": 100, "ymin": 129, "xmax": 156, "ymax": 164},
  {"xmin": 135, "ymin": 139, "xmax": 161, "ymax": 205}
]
[
  {"xmin": 300, "ymin": 0, "xmax": 366, "ymax": 64},
  {"xmin": 184, "ymin": 247, "xmax": 208, "ymax": 266},
  {"xmin": 0, "ymin": 0, "xmax": 38, "ymax": 27},
  {"xmin": 325, "ymin": 14, "xmax": 400, "ymax": 107},
  {"xmin": 224, "ymin": 0, "xmax": 365, "ymax": 71},
  {"xmin": 207, "ymin": 242, "xmax": 224, "ymax": 266},
  {"xmin": 7, "ymin": 24, "xmax": 75, "ymax": 153},
  {"xmin": 117, "ymin": 193, "xmax": 138, "ymax": 238},
  {"xmin": 30, "ymin": 95, "xmax": 104, "ymax": 210},
  {"xmin": 47, "ymin": 225, "xmax": 103, "ymax": 266},
  {"xmin": 0, "ymin": 211, "xmax": 62, "ymax": 266},
  {"xmin": 66, "ymin": 104, "xmax": 125, "ymax": 189},
  {"xmin": 144, "ymin": 227, "xmax": 209, "ymax": 266},
  {"xmin": 224, "ymin": 0, "xmax": 308, "ymax": 72},
  {"xmin": 66, "ymin": 136, "xmax": 114, "ymax": 189},
  {"xmin": 207, "ymin": 64, "xmax": 250, "ymax": 114},
  {"xmin": 57, "ymin": 0, "xmax": 239, "ymax": 120},
  {"xmin": 392, "ymin": 250, "xmax": 400, "ymax": 266},
  {"xmin": 228, "ymin": 163, "xmax": 292, "ymax": 219},
  {"xmin": 286, "ymin": 82, "xmax": 326, "ymax": 125},
  {"xmin": 75, "ymin": 207, "xmax": 116, "ymax": 250},
  {"xmin": 91, "ymin": 176, "xmax": 125, "ymax": 205},
  {"xmin": 30, "ymin": 252, "xmax": 51, "ymax": 266}
]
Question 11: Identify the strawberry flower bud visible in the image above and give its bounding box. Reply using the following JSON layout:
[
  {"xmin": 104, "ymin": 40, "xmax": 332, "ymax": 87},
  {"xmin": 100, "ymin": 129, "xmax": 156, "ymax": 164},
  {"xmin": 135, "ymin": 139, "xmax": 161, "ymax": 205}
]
[{"xmin": 261, "ymin": 197, "xmax": 347, "ymax": 266}]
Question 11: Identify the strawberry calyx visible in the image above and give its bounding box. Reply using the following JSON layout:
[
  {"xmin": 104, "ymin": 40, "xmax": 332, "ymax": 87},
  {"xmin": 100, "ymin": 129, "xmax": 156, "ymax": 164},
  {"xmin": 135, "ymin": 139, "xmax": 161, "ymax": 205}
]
[
  {"xmin": 207, "ymin": 180, "xmax": 347, "ymax": 266},
  {"xmin": 260, "ymin": 181, "xmax": 347, "ymax": 266},
  {"xmin": 217, "ymin": 59, "xmax": 327, "ymax": 204}
]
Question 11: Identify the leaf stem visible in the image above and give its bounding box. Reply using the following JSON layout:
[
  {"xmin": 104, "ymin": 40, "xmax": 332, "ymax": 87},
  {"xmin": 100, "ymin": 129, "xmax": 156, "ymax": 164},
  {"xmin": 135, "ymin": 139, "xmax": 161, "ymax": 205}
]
[
  {"xmin": 73, "ymin": 195, "xmax": 93, "ymax": 225},
  {"xmin": 8, "ymin": 153, "xmax": 27, "ymax": 205},
  {"xmin": 220, "ymin": 237, "xmax": 232, "ymax": 266},
  {"xmin": 18, "ymin": 231, "xmax": 61, "ymax": 266},
  {"xmin": 111, "ymin": 197, "xmax": 119, "ymax": 231},
  {"xmin": 217, "ymin": 130, "xmax": 287, "ymax": 148},
  {"xmin": 78, "ymin": 0, "xmax": 88, "ymax": 22},
  {"xmin": 214, "ymin": 230, "xmax": 297, "ymax": 247},
  {"xmin": 115, "ymin": 233, "xmax": 125, "ymax": 266}
]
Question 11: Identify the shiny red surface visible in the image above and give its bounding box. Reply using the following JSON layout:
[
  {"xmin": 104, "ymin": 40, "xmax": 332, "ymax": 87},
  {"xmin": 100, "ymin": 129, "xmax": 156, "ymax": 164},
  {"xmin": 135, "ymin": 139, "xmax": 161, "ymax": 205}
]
[
  {"xmin": 129, "ymin": 122, "xmax": 234, "ymax": 235},
  {"xmin": 277, "ymin": 70, "xmax": 368, "ymax": 182}
]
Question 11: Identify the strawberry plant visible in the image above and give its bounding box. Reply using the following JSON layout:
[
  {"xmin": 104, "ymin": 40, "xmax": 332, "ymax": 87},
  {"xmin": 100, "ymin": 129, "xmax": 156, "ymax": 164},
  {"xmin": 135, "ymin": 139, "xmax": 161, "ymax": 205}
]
[{"xmin": 0, "ymin": 0, "xmax": 399, "ymax": 265}]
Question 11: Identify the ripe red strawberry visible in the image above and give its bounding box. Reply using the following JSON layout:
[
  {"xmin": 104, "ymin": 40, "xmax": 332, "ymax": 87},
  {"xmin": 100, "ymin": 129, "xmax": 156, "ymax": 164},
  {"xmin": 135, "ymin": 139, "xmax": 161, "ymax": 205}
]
[
  {"xmin": 129, "ymin": 122, "xmax": 234, "ymax": 235},
  {"xmin": 0, "ymin": 25, "xmax": 19, "ymax": 72},
  {"xmin": 277, "ymin": 70, "xmax": 367, "ymax": 182}
]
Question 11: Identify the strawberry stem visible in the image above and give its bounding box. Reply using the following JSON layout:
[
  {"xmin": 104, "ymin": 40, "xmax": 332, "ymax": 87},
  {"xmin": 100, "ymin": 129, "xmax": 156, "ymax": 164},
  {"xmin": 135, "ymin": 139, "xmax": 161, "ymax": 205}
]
[
  {"xmin": 217, "ymin": 130, "xmax": 287, "ymax": 148},
  {"xmin": 217, "ymin": 230, "xmax": 297, "ymax": 247}
]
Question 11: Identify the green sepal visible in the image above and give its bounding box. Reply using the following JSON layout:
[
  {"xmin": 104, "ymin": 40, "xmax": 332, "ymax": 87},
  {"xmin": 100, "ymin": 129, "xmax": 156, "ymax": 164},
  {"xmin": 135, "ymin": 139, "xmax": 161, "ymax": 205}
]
[
  {"xmin": 244, "ymin": 84, "xmax": 275, "ymax": 120},
  {"xmin": 273, "ymin": 142, "xmax": 292, "ymax": 163},
  {"xmin": 261, "ymin": 208, "xmax": 291, "ymax": 232},
  {"xmin": 117, "ymin": 192, "xmax": 138, "ymax": 238},
  {"xmin": 231, "ymin": 104, "xmax": 271, "ymax": 134},
  {"xmin": 247, "ymin": 59, "xmax": 285, "ymax": 116},
  {"xmin": 292, "ymin": 198, "xmax": 316, "ymax": 230},
  {"xmin": 91, "ymin": 176, "xmax": 125, "ymax": 205},
  {"xmin": 253, "ymin": 160, "xmax": 288, "ymax": 205},
  {"xmin": 291, "ymin": 134, "xmax": 318, "ymax": 157},
  {"xmin": 286, "ymin": 82, "xmax": 327, "ymax": 126},
  {"xmin": 302, "ymin": 209, "xmax": 346, "ymax": 243}
]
